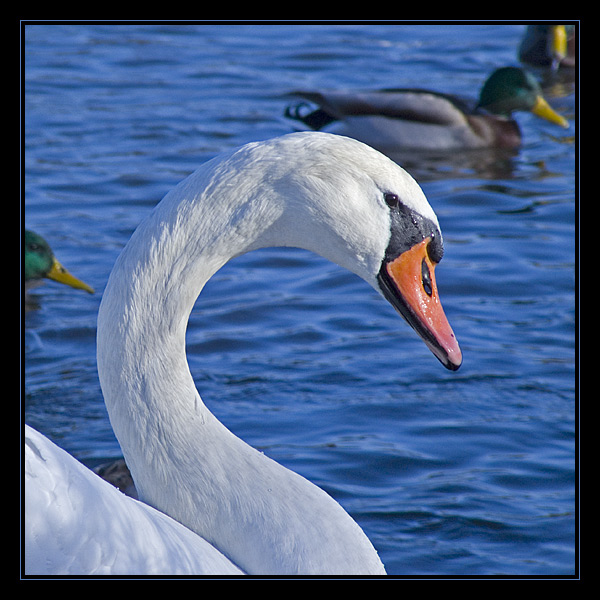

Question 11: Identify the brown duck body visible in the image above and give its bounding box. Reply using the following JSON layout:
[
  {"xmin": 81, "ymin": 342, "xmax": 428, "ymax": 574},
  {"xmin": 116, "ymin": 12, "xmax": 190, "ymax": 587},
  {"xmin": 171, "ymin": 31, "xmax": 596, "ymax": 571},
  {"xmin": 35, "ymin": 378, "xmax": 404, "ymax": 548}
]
[
  {"xmin": 287, "ymin": 88, "xmax": 523, "ymax": 151},
  {"xmin": 286, "ymin": 67, "xmax": 568, "ymax": 153}
]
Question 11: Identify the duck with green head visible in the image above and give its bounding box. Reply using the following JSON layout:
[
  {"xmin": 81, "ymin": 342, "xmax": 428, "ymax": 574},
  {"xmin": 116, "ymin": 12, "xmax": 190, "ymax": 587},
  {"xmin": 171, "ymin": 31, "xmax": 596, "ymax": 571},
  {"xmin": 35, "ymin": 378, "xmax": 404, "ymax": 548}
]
[
  {"xmin": 285, "ymin": 67, "xmax": 568, "ymax": 152},
  {"xmin": 25, "ymin": 230, "xmax": 94, "ymax": 295}
]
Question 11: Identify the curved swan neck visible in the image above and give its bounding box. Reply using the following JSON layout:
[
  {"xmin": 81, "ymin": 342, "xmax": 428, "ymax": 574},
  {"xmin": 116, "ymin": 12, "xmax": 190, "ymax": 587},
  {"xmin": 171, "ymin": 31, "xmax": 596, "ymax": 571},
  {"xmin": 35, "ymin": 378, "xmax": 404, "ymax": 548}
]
[
  {"xmin": 98, "ymin": 144, "xmax": 285, "ymax": 440},
  {"xmin": 96, "ymin": 134, "xmax": 388, "ymax": 575}
]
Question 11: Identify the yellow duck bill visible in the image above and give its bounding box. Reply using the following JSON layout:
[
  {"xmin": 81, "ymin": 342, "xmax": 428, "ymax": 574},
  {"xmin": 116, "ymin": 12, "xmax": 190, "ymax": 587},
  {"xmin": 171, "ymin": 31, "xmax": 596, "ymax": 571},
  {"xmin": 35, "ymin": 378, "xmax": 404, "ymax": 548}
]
[{"xmin": 47, "ymin": 258, "xmax": 95, "ymax": 294}]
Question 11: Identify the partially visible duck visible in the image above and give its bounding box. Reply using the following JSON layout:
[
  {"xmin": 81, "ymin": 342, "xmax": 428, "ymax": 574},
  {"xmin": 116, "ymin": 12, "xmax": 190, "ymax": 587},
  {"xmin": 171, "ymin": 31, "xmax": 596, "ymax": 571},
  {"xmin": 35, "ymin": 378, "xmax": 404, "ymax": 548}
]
[
  {"xmin": 519, "ymin": 25, "xmax": 576, "ymax": 69},
  {"xmin": 285, "ymin": 67, "xmax": 568, "ymax": 152},
  {"xmin": 24, "ymin": 230, "xmax": 94, "ymax": 295}
]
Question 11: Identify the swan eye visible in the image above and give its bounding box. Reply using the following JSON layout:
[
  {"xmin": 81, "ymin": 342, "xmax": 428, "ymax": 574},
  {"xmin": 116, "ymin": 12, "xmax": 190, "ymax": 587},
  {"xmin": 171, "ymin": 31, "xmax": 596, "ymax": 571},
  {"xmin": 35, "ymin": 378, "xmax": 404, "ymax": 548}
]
[
  {"xmin": 421, "ymin": 258, "xmax": 433, "ymax": 296},
  {"xmin": 384, "ymin": 193, "xmax": 399, "ymax": 209}
]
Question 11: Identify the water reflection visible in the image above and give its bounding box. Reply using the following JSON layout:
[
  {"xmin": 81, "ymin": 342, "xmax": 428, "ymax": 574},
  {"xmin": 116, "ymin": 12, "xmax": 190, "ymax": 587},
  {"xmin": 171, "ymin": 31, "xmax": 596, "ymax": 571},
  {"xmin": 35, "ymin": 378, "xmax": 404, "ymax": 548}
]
[{"xmin": 385, "ymin": 147, "xmax": 520, "ymax": 182}]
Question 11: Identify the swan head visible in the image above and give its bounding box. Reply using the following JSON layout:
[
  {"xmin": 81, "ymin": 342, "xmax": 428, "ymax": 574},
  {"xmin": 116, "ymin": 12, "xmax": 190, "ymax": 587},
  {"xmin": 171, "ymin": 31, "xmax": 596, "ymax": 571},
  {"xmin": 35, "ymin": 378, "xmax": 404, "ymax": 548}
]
[
  {"xmin": 101, "ymin": 132, "xmax": 461, "ymax": 373},
  {"xmin": 252, "ymin": 133, "xmax": 462, "ymax": 370}
]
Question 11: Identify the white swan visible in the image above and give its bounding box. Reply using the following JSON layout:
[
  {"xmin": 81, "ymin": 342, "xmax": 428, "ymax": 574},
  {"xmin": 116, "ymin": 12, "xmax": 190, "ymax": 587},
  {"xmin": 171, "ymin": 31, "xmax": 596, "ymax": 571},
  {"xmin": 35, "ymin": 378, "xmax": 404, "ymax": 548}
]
[{"xmin": 24, "ymin": 132, "xmax": 462, "ymax": 576}]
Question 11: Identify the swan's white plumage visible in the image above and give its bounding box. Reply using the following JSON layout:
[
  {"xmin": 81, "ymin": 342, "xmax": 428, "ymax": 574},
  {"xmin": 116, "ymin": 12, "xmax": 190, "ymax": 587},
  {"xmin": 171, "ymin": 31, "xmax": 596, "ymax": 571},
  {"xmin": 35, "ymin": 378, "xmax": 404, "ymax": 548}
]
[
  {"xmin": 25, "ymin": 426, "xmax": 243, "ymax": 575},
  {"xmin": 25, "ymin": 132, "xmax": 446, "ymax": 576}
]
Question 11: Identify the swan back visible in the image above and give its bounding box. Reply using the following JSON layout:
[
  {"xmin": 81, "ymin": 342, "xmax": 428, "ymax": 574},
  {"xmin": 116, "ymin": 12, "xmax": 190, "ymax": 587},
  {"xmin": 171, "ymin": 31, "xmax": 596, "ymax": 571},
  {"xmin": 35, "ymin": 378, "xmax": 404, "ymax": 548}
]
[{"xmin": 24, "ymin": 425, "xmax": 244, "ymax": 575}]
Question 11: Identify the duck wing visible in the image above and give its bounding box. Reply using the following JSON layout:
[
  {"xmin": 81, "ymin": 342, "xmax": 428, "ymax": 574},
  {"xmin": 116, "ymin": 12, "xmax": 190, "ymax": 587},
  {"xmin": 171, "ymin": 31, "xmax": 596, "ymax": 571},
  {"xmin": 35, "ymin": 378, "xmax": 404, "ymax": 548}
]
[{"xmin": 291, "ymin": 89, "xmax": 473, "ymax": 127}]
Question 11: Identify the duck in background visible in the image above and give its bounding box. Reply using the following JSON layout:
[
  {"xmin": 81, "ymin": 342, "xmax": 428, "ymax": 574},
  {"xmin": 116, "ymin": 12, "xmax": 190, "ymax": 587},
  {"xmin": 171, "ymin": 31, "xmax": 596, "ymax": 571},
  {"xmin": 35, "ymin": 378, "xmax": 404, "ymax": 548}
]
[
  {"xmin": 285, "ymin": 67, "xmax": 569, "ymax": 153},
  {"xmin": 24, "ymin": 230, "xmax": 94, "ymax": 298},
  {"xmin": 519, "ymin": 25, "xmax": 575, "ymax": 70}
]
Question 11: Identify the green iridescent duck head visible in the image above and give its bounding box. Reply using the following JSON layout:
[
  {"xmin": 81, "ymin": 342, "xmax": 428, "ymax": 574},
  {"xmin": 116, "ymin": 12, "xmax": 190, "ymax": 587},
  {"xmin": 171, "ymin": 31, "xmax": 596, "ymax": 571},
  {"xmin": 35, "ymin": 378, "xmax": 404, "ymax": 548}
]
[
  {"xmin": 478, "ymin": 67, "xmax": 568, "ymax": 128},
  {"xmin": 25, "ymin": 230, "xmax": 94, "ymax": 294}
]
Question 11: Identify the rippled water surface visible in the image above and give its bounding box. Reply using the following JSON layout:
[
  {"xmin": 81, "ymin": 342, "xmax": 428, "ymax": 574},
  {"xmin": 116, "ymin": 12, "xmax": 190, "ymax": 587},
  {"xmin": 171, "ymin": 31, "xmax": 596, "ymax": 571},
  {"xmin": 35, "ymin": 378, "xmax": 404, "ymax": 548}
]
[{"xmin": 23, "ymin": 23, "xmax": 577, "ymax": 577}]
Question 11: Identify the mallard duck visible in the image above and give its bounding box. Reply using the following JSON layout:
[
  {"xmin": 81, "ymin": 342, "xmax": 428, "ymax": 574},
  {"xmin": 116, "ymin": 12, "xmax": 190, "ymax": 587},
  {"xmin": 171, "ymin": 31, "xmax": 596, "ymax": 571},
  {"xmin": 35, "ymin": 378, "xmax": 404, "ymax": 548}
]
[
  {"xmin": 519, "ymin": 25, "xmax": 575, "ymax": 69},
  {"xmin": 285, "ymin": 67, "xmax": 568, "ymax": 152},
  {"xmin": 24, "ymin": 230, "xmax": 94, "ymax": 294}
]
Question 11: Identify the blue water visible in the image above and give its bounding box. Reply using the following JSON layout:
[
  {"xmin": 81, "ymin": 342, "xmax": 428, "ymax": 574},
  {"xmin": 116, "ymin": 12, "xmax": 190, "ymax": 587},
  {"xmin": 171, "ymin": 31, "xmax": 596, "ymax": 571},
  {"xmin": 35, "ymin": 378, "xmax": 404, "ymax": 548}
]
[{"xmin": 23, "ymin": 23, "xmax": 577, "ymax": 577}]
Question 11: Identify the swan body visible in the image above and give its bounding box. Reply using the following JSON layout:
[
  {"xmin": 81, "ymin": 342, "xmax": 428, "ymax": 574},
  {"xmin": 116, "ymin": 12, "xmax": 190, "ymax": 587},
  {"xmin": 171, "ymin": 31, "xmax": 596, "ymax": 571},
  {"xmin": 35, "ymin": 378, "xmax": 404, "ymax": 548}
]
[
  {"xmin": 25, "ymin": 132, "xmax": 461, "ymax": 576},
  {"xmin": 25, "ymin": 426, "xmax": 243, "ymax": 575}
]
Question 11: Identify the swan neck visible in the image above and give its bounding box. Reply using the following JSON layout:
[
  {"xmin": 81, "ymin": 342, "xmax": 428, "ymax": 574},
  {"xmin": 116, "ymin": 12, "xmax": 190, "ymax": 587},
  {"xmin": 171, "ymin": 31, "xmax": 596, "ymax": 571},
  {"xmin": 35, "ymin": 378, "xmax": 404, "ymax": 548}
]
[
  {"xmin": 97, "ymin": 152, "xmax": 283, "ymax": 461},
  {"xmin": 94, "ymin": 136, "xmax": 388, "ymax": 574}
]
